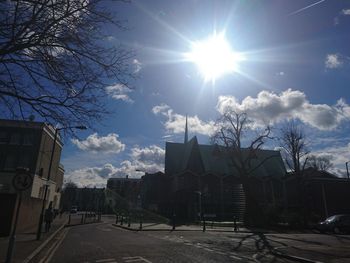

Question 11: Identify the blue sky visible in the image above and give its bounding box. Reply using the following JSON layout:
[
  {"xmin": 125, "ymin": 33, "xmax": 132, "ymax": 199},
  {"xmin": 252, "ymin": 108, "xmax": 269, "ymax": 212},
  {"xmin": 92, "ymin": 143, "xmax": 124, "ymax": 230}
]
[{"xmin": 62, "ymin": 0, "xmax": 350, "ymax": 187}]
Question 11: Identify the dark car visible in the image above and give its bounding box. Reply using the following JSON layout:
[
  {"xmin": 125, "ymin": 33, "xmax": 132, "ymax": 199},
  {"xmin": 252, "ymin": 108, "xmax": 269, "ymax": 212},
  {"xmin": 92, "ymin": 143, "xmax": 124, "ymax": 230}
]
[{"xmin": 317, "ymin": 214, "xmax": 350, "ymax": 234}]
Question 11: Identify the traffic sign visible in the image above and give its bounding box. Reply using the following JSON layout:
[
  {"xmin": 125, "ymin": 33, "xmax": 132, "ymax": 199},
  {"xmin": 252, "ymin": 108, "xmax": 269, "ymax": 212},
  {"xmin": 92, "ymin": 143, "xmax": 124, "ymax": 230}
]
[{"xmin": 12, "ymin": 168, "xmax": 32, "ymax": 191}]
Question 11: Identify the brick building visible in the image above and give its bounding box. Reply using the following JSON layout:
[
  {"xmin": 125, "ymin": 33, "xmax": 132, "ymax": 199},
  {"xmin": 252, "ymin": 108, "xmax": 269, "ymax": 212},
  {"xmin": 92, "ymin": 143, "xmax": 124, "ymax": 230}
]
[{"xmin": 0, "ymin": 119, "xmax": 64, "ymax": 236}]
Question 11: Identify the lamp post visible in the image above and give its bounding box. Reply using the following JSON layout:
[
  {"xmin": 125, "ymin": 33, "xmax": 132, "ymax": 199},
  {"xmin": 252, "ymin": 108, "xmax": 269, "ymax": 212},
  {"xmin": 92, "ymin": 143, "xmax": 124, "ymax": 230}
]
[
  {"xmin": 36, "ymin": 125, "xmax": 86, "ymax": 240},
  {"xmin": 346, "ymin": 162, "xmax": 350, "ymax": 179}
]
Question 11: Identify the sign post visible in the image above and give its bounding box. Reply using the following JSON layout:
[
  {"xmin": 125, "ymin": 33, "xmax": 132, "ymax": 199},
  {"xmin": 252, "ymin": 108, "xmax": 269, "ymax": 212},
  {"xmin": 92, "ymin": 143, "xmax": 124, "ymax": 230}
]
[{"xmin": 6, "ymin": 168, "xmax": 32, "ymax": 263}]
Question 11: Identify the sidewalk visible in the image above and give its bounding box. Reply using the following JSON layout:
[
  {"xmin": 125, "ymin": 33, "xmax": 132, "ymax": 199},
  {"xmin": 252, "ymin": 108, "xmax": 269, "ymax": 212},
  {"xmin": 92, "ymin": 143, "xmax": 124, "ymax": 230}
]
[
  {"xmin": 0, "ymin": 214, "xmax": 68, "ymax": 263},
  {"xmin": 111, "ymin": 220, "xmax": 315, "ymax": 234},
  {"xmin": 112, "ymin": 222, "xmax": 250, "ymax": 232},
  {"xmin": 272, "ymin": 239, "xmax": 350, "ymax": 263}
]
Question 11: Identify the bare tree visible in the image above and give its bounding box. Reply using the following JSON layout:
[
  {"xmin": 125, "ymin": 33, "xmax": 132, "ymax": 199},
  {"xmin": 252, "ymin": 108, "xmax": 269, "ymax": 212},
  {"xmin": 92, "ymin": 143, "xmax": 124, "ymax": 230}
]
[
  {"xmin": 64, "ymin": 181, "xmax": 78, "ymax": 189},
  {"xmin": 279, "ymin": 121, "xmax": 309, "ymax": 176},
  {"xmin": 279, "ymin": 121, "xmax": 310, "ymax": 226},
  {"xmin": 211, "ymin": 110, "xmax": 276, "ymax": 225},
  {"xmin": 307, "ymin": 154, "xmax": 333, "ymax": 172},
  {"xmin": 0, "ymin": 0, "xmax": 134, "ymax": 131}
]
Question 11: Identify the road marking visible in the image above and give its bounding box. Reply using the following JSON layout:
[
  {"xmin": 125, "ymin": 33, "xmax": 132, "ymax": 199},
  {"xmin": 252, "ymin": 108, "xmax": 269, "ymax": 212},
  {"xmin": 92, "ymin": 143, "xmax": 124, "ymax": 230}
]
[
  {"xmin": 96, "ymin": 259, "xmax": 117, "ymax": 262},
  {"xmin": 122, "ymin": 256, "xmax": 152, "ymax": 263},
  {"xmin": 41, "ymin": 227, "xmax": 70, "ymax": 263},
  {"xmin": 230, "ymin": 255, "xmax": 243, "ymax": 260}
]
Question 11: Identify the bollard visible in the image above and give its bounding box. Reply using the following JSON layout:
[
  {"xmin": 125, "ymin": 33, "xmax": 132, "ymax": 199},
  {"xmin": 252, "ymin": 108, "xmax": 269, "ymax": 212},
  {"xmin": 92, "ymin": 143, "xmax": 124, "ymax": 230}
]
[
  {"xmin": 68, "ymin": 214, "xmax": 71, "ymax": 225},
  {"xmin": 81, "ymin": 214, "xmax": 84, "ymax": 224},
  {"xmin": 233, "ymin": 216, "xmax": 238, "ymax": 232},
  {"xmin": 172, "ymin": 213, "xmax": 176, "ymax": 231},
  {"xmin": 128, "ymin": 213, "xmax": 131, "ymax": 227},
  {"xmin": 115, "ymin": 214, "xmax": 118, "ymax": 224},
  {"xmin": 202, "ymin": 217, "xmax": 206, "ymax": 232},
  {"xmin": 139, "ymin": 213, "xmax": 143, "ymax": 230}
]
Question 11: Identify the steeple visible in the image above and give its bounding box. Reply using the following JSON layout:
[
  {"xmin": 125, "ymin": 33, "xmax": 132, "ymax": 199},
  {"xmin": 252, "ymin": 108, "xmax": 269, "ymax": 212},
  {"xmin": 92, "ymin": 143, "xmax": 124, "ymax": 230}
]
[{"xmin": 184, "ymin": 114, "xmax": 188, "ymax": 144}]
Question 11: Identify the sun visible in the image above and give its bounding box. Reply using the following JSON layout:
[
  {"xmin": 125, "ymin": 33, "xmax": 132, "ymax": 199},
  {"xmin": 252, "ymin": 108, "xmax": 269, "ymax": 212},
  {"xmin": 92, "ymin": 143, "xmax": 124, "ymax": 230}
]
[{"xmin": 185, "ymin": 32, "xmax": 244, "ymax": 82}]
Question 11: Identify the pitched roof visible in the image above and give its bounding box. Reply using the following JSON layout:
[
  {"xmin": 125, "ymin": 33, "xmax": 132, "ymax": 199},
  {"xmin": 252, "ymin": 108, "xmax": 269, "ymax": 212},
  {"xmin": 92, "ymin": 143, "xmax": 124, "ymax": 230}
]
[{"xmin": 165, "ymin": 136, "xmax": 286, "ymax": 177}]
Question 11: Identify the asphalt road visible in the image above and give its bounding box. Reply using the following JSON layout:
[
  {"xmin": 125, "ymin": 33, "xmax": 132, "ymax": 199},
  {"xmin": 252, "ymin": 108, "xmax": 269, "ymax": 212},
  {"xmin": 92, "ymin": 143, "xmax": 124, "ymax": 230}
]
[{"xmin": 46, "ymin": 222, "xmax": 295, "ymax": 263}]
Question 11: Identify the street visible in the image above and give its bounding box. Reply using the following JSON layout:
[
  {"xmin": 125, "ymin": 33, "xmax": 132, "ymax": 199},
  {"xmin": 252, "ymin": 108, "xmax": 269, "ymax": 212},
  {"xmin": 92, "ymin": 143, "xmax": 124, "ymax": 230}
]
[
  {"xmin": 37, "ymin": 219, "xmax": 299, "ymax": 263},
  {"xmin": 48, "ymin": 223, "xmax": 254, "ymax": 263},
  {"xmin": 31, "ymin": 216, "xmax": 350, "ymax": 263}
]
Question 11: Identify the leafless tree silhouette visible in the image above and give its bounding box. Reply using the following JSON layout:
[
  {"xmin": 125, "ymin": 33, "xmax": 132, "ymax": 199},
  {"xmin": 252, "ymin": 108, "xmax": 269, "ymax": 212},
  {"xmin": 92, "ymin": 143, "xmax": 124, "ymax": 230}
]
[
  {"xmin": 0, "ymin": 0, "xmax": 134, "ymax": 131},
  {"xmin": 279, "ymin": 121, "xmax": 309, "ymax": 176},
  {"xmin": 307, "ymin": 155, "xmax": 333, "ymax": 172},
  {"xmin": 211, "ymin": 110, "xmax": 276, "ymax": 225}
]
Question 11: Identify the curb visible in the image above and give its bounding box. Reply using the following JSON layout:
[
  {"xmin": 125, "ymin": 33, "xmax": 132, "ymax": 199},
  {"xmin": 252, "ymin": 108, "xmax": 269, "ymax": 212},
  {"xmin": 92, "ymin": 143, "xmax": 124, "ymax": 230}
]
[
  {"xmin": 111, "ymin": 224, "xmax": 257, "ymax": 233},
  {"xmin": 272, "ymin": 248, "xmax": 323, "ymax": 263},
  {"xmin": 23, "ymin": 224, "xmax": 65, "ymax": 263},
  {"xmin": 112, "ymin": 223, "xmax": 202, "ymax": 232}
]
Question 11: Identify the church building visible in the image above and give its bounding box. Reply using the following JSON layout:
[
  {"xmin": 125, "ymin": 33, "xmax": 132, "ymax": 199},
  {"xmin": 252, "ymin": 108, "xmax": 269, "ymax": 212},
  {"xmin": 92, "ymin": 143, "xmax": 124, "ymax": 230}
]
[{"xmin": 144, "ymin": 117, "xmax": 287, "ymax": 222}]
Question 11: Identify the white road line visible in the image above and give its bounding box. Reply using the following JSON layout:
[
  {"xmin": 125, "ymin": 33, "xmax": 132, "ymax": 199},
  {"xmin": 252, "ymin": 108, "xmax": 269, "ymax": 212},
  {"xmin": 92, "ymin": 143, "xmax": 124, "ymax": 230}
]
[
  {"xmin": 230, "ymin": 255, "xmax": 243, "ymax": 260},
  {"xmin": 96, "ymin": 259, "xmax": 117, "ymax": 262},
  {"xmin": 122, "ymin": 256, "xmax": 152, "ymax": 263},
  {"xmin": 43, "ymin": 227, "xmax": 70, "ymax": 263}
]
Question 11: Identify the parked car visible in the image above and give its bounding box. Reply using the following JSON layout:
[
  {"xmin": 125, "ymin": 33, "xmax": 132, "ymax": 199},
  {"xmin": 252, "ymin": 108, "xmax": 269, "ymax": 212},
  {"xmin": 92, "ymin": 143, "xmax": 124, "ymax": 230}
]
[
  {"xmin": 317, "ymin": 214, "xmax": 350, "ymax": 234},
  {"xmin": 70, "ymin": 206, "xmax": 78, "ymax": 214}
]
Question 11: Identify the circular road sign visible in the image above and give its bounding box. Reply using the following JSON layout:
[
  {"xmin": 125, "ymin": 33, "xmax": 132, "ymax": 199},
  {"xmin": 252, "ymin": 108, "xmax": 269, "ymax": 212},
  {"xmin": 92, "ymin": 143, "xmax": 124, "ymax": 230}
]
[{"xmin": 12, "ymin": 170, "xmax": 33, "ymax": 191}]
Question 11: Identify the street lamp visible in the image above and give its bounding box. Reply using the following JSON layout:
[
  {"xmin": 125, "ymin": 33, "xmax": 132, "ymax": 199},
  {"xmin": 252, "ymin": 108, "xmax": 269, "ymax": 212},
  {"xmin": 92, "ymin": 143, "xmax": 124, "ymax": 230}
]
[
  {"xmin": 346, "ymin": 161, "xmax": 350, "ymax": 179},
  {"xmin": 36, "ymin": 125, "xmax": 86, "ymax": 240}
]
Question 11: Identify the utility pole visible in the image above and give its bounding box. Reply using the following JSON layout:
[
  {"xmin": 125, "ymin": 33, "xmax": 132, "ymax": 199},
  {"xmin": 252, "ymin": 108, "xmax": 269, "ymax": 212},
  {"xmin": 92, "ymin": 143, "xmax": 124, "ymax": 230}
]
[{"xmin": 346, "ymin": 162, "xmax": 349, "ymax": 179}]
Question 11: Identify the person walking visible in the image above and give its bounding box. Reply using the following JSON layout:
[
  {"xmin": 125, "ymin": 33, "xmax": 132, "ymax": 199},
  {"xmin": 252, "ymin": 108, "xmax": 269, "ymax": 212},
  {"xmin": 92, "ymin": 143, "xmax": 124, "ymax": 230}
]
[{"xmin": 44, "ymin": 202, "xmax": 54, "ymax": 232}]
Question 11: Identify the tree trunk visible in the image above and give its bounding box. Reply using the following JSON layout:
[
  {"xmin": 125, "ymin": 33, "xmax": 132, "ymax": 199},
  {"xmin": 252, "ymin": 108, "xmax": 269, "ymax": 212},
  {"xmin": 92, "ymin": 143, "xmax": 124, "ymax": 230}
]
[{"xmin": 242, "ymin": 177, "xmax": 266, "ymax": 227}]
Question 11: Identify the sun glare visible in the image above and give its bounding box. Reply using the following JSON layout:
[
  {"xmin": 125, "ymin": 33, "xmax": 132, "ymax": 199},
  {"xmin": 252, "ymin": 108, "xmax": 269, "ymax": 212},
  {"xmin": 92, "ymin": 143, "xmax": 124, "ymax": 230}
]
[{"xmin": 185, "ymin": 32, "xmax": 244, "ymax": 82}]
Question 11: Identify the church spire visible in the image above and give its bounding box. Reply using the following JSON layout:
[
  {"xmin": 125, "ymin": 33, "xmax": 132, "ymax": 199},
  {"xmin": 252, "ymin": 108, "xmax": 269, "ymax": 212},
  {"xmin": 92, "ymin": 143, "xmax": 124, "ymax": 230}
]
[{"xmin": 184, "ymin": 114, "xmax": 188, "ymax": 144}]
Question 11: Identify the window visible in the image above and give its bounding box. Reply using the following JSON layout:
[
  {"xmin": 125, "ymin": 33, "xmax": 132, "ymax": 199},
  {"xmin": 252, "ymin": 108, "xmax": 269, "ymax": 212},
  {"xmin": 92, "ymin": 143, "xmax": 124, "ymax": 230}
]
[
  {"xmin": 9, "ymin": 133, "xmax": 21, "ymax": 145},
  {"xmin": 0, "ymin": 131, "xmax": 8, "ymax": 144},
  {"xmin": 23, "ymin": 133, "xmax": 34, "ymax": 145},
  {"xmin": 18, "ymin": 152, "xmax": 31, "ymax": 168},
  {"xmin": 38, "ymin": 168, "xmax": 44, "ymax": 177},
  {"xmin": 4, "ymin": 152, "xmax": 17, "ymax": 170}
]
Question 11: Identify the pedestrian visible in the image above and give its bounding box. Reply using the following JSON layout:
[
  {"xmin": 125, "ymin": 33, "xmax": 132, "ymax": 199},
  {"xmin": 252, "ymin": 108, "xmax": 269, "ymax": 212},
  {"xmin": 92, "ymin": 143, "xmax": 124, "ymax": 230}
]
[{"xmin": 44, "ymin": 202, "xmax": 54, "ymax": 232}]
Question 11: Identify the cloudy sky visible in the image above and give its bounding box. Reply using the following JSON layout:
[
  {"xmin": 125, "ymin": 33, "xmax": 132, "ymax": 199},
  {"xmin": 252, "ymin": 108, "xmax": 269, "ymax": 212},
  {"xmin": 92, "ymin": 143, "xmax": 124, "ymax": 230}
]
[{"xmin": 62, "ymin": 0, "xmax": 350, "ymax": 187}]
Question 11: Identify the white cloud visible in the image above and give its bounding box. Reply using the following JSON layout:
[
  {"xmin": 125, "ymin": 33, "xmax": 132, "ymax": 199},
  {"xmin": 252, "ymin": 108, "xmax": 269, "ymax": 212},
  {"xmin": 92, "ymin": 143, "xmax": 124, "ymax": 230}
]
[
  {"xmin": 64, "ymin": 145, "xmax": 165, "ymax": 187},
  {"xmin": 152, "ymin": 104, "xmax": 215, "ymax": 136},
  {"xmin": 64, "ymin": 163, "xmax": 120, "ymax": 188},
  {"xmin": 105, "ymin": 83, "xmax": 134, "ymax": 103},
  {"xmin": 325, "ymin": 53, "xmax": 343, "ymax": 69},
  {"xmin": 72, "ymin": 133, "xmax": 125, "ymax": 153},
  {"xmin": 310, "ymin": 143, "xmax": 350, "ymax": 177},
  {"xmin": 131, "ymin": 145, "xmax": 165, "ymax": 165},
  {"xmin": 152, "ymin": 103, "xmax": 170, "ymax": 115},
  {"xmin": 133, "ymin": 59, "xmax": 142, "ymax": 73},
  {"xmin": 342, "ymin": 9, "xmax": 350, "ymax": 15},
  {"xmin": 216, "ymin": 89, "xmax": 350, "ymax": 130}
]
